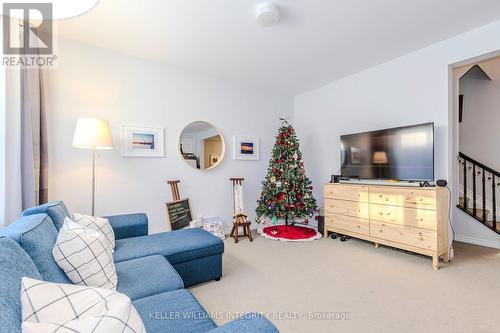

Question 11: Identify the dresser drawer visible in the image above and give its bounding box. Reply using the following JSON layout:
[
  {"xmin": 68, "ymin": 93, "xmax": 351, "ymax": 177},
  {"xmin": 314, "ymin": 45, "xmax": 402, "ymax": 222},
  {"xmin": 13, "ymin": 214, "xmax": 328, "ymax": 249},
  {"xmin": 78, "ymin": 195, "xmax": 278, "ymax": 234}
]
[
  {"xmin": 325, "ymin": 213, "xmax": 370, "ymax": 236},
  {"xmin": 370, "ymin": 220, "xmax": 437, "ymax": 250},
  {"xmin": 370, "ymin": 204, "xmax": 437, "ymax": 230},
  {"xmin": 324, "ymin": 184, "xmax": 369, "ymax": 202},
  {"xmin": 325, "ymin": 199, "xmax": 370, "ymax": 219},
  {"xmin": 370, "ymin": 186, "xmax": 436, "ymax": 210}
]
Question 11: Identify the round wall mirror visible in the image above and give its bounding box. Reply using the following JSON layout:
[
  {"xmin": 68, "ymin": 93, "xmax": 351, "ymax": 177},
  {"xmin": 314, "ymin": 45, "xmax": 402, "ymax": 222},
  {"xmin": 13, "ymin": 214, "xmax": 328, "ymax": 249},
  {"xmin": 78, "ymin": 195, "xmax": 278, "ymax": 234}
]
[{"xmin": 179, "ymin": 121, "xmax": 225, "ymax": 170}]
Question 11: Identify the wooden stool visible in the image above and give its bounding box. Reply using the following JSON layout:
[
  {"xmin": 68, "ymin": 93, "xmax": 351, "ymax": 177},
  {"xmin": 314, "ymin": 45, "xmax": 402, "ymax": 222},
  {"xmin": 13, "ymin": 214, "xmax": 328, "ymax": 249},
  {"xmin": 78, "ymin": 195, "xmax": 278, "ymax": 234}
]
[{"xmin": 230, "ymin": 213, "xmax": 253, "ymax": 243}]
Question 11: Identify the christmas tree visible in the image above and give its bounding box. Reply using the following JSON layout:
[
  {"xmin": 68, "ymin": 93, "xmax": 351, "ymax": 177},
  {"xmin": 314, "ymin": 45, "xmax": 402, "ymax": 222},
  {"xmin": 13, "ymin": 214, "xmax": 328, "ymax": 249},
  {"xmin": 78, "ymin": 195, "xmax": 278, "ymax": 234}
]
[{"xmin": 256, "ymin": 120, "xmax": 317, "ymax": 225}]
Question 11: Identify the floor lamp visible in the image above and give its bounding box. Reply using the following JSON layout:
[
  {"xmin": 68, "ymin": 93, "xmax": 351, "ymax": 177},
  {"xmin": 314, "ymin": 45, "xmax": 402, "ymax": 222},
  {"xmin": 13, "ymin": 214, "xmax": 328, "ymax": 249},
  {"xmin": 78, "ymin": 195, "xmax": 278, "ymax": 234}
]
[{"xmin": 72, "ymin": 117, "xmax": 113, "ymax": 215}]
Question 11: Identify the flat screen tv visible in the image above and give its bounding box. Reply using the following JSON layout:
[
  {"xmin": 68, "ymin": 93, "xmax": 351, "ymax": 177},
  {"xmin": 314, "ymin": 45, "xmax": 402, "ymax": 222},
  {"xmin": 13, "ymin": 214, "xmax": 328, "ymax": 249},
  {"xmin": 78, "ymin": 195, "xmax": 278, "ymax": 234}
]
[{"xmin": 340, "ymin": 122, "xmax": 434, "ymax": 181}]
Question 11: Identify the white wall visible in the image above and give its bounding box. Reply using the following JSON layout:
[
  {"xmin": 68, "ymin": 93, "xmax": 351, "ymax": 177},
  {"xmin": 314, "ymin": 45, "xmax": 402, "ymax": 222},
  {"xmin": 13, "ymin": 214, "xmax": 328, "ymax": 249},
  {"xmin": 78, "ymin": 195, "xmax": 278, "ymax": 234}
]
[
  {"xmin": 459, "ymin": 76, "xmax": 500, "ymax": 171},
  {"xmin": 43, "ymin": 37, "xmax": 292, "ymax": 234},
  {"xmin": 294, "ymin": 20, "xmax": 500, "ymax": 248}
]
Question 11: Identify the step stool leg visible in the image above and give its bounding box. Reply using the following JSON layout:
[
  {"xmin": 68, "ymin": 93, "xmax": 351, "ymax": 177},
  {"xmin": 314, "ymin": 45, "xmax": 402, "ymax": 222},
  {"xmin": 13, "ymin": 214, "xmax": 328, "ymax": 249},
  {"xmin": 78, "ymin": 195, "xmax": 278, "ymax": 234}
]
[{"xmin": 247, "ymin": 225, "xmax": 253, "ymax": 242}]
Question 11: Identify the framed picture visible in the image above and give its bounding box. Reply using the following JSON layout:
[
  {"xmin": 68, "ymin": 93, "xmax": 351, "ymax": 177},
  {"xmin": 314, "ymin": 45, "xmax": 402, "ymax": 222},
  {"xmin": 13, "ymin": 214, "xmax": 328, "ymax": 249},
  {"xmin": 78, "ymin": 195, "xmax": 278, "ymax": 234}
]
[
  {"xmin": 121, "ymin": 125, "xmax": 164, "ymax": 157},
  {"xmin": 234, "ymin": 136, "xmax": 259, "ymax": 160},
  {"xmin": 209, "ymin": 154, "xmax": 219, "ymax": 167}
]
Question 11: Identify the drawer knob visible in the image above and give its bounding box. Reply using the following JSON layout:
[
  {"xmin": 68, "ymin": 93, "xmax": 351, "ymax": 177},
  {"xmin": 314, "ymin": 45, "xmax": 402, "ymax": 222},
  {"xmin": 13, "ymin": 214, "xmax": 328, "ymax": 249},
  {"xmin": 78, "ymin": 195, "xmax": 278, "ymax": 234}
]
[
  {"xmin": 419, "ymin": 198, "xmax": 423, "ymax": 202},
  {"xmin": 357, "ymin": 225, "xmax": 360, "ymax": 228},
  {"xmin": 386, "ymin": 212, "xmax": 391, "ymax": 216},
  {"xmin": 418, "ymin": 237, "xmax": 424, "ymax": 241},
  {"xmin": 379, "ymin": 212, "xmax": 383, "ymax": 215},
  {"xmin": 379, "ymin": 195, "xmax": 383, "ymax": 198}
]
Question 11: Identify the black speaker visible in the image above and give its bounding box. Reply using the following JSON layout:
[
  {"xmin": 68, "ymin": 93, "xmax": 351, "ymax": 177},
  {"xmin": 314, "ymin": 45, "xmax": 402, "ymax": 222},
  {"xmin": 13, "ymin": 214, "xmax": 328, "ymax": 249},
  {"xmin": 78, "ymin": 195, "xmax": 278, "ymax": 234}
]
[
  {"xmin": 436, "ymin": 179, "xmax": 447, "ymax": 187},
  {"xmin": 331, "ymin": 175, "xmax": 340, "ymax": 183}
]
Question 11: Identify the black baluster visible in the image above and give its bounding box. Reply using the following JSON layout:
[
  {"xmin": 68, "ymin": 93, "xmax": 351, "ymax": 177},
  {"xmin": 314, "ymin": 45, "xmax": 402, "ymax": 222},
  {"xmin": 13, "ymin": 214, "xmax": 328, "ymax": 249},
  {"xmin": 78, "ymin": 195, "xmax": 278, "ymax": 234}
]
[
  {"xmin": 493, "ymin": 175, "xmax": 497, "ymax": 232},
  {"xmin": 482, "ymin": 169, "xmax": 486, "ymax": 223},
  {"xmin": 473, "ymin": 164, "xmax": 477, "ymax": 217},
  {"xmin": 463, "ymin": 160, "xmax": 467, "ymax": 211}
]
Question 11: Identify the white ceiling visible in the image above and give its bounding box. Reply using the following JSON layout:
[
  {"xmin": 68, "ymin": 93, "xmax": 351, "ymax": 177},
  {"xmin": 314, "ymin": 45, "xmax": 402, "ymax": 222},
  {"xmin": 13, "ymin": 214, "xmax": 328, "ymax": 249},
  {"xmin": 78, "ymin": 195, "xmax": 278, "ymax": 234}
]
[{"xmin": 52, "ymin": 0, "xmax": 500, "ymax": 95}]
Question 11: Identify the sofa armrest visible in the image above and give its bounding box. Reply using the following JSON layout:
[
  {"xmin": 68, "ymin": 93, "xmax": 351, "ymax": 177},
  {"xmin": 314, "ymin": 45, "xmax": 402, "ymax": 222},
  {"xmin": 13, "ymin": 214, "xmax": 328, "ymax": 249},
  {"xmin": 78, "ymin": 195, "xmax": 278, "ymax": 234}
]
[
  {"xmin": 207, "ymin": 313, "xmax": 279, "ymax": 333},
  {"xmin": 104, "ymin": 213, "xmax": 148, "ymax": 240}
]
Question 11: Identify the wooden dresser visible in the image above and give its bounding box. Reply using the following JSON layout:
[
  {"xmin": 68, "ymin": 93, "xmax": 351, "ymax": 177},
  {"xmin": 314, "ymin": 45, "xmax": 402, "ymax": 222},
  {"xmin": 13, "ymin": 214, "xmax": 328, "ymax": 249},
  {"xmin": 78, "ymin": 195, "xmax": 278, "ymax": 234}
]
[{"xmin": 323, "ymin": 183, "xmax": 450, "ymax": 270}]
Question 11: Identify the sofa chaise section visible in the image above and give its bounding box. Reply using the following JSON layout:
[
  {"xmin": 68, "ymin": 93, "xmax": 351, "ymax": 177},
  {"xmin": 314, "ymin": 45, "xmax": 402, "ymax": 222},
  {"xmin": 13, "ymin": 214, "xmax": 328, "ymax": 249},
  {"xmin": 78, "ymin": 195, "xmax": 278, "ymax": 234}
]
[
  {"xmin": 114, "ymin": 228, "xmax": 224, "ymax": 287},
  {"xmin": 0, "ymin": 214, "xmax": 184, "ymax": 301}
]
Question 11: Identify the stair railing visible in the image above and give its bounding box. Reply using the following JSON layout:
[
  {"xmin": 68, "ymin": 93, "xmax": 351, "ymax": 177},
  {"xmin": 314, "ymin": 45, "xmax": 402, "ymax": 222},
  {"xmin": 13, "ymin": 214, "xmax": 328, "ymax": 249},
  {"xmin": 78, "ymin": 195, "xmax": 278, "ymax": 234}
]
[{"xmin": 458, "ymin": 152, "xmax": 499, "ymax": 233}]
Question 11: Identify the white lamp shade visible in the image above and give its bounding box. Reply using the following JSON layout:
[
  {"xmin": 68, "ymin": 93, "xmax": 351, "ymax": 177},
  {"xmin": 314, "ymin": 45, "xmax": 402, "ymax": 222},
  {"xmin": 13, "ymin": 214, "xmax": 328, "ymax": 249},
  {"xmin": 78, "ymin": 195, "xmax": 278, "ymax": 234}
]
[{"xmin": 72, "ymin": 117, "xmax": 113, "ymax": 150}]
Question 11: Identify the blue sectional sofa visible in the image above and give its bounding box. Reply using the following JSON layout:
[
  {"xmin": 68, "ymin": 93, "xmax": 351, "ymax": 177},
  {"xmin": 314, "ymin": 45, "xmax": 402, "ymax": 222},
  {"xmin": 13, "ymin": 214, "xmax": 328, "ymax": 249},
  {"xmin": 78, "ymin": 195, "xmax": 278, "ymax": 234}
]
[
  {"xmin": 0, "ymin": 203, "xmax": 279, "ymax": 333},
  {"xmin": 23, "ymin": 201, "xmax": 224, "ymax": 287}
]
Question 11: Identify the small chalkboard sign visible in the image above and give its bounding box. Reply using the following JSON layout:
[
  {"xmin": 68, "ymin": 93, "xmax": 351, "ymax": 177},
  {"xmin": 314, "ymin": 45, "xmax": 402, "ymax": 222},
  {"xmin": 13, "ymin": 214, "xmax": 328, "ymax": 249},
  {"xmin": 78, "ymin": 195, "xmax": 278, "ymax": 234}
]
[{"xmin": 166, "ymin": 198, "xmax": 192, "ymax": 230}]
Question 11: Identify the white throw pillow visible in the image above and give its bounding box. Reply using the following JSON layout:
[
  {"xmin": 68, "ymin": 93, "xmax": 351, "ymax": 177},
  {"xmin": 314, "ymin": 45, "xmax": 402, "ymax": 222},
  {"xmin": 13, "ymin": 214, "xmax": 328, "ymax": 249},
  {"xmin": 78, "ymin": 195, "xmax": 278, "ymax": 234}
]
[
  {"xmin": 21, "ymin": 277, "xmax": 146, "ymax": 333},
  {"xmin": 52, "ymin": 218, "xmax": 117, "ymax": 290},
  {"xmin": 72, "ymin": 213, "xmax": 115, "ymax": 251}
]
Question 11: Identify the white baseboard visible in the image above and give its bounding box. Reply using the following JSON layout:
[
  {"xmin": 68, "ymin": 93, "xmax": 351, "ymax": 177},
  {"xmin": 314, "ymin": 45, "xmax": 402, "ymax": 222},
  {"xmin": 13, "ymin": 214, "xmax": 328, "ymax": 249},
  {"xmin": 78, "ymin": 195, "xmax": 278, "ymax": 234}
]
[{"xmin": 454, "ymin": 234, "xmax": 500, "ymax": 249}]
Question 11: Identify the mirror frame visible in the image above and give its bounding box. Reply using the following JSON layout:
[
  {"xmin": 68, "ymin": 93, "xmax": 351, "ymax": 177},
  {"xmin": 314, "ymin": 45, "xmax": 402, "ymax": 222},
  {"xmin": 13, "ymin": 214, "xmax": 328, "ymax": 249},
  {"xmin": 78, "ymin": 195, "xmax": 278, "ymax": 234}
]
[{"xmin": 178, "ymin": 121, "xmax": 226, "ymax": 171}]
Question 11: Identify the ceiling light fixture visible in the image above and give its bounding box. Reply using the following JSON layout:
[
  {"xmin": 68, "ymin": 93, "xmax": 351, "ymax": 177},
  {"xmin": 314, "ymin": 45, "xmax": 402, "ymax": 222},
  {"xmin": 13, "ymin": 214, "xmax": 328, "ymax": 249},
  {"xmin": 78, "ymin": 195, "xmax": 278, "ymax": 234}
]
[{"xmin": 256, "ymin": 3, "xmax": 280, "ymax": 27}]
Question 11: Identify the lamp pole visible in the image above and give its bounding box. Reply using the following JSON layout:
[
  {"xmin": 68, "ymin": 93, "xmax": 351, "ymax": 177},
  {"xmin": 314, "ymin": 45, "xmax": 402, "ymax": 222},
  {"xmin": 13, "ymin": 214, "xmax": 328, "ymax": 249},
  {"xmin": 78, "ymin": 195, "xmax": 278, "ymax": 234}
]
[{"xmin": 92, "ymin": 148, "xmax": 96, "ymax": 215}]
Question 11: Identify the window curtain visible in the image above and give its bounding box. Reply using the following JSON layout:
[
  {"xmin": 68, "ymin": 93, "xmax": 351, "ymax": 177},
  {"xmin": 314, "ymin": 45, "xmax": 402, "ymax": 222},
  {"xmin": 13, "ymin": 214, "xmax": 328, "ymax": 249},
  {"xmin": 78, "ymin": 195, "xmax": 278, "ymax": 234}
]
[
  {"xmin": 20, "ymin": 65, "xmax": 48, "ymax": 208},
  {"xmin": 2, "ymin": 20, "xmax": 48, "ymax": 226},
  {"xmin": 19, "ymin": 24, "xmax": 48, "ymax": 209}
]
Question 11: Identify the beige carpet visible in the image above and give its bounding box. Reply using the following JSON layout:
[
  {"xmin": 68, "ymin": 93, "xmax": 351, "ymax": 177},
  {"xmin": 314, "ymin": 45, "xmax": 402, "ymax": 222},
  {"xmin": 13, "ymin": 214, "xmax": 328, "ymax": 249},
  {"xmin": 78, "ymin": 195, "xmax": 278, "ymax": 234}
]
[{"xmin": 190, "ymin": 233, "xmax": 500, "ymax": 333}]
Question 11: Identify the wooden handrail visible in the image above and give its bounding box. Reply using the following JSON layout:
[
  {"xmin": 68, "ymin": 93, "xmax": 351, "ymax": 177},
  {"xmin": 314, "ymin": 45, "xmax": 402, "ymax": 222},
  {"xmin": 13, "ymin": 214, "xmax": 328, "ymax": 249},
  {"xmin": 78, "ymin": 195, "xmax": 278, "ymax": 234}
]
[{"xmin": 459, "ymin": 152, "xmax": 500, "ymax": 178}]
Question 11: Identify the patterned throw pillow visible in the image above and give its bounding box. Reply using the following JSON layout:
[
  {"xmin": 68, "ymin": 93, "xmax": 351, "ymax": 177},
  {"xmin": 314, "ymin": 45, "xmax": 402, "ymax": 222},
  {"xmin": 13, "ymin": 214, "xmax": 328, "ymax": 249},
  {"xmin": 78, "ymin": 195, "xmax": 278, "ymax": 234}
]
[
  {"xmin": 21, "ymin": 277, "xmax": 146, "ymax": 333},
  {"xmin": 72, "ymin": 213, "xmax": 115, "ymax": 251},
  {"xmin": 52, "ymin": 218, "xmax": 117, "ymax": 290}
]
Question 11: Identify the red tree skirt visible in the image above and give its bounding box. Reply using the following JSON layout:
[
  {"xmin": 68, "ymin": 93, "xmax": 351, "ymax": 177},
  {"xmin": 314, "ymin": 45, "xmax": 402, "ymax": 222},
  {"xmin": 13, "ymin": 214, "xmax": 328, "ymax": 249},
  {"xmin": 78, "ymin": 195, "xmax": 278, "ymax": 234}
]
[{"xmin": 260, "ymin": 225, "xmax": 322, "ymax": 242}]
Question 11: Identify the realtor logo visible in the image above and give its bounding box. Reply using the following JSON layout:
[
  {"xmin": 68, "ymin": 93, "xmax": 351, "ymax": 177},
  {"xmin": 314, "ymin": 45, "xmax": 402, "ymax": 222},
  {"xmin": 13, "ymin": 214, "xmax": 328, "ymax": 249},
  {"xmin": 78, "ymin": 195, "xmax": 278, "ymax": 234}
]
[{"xmin": 3, "ymin": 3, "xmax": 53, "ymax": 54}]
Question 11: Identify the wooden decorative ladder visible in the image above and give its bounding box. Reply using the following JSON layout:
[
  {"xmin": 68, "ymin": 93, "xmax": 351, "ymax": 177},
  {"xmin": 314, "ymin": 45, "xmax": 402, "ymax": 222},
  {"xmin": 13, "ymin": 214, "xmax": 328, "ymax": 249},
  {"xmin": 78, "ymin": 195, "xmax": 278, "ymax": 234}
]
[{"xmin": 458, "ymin": 152, "xmax": 500, "ymax": 234}]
